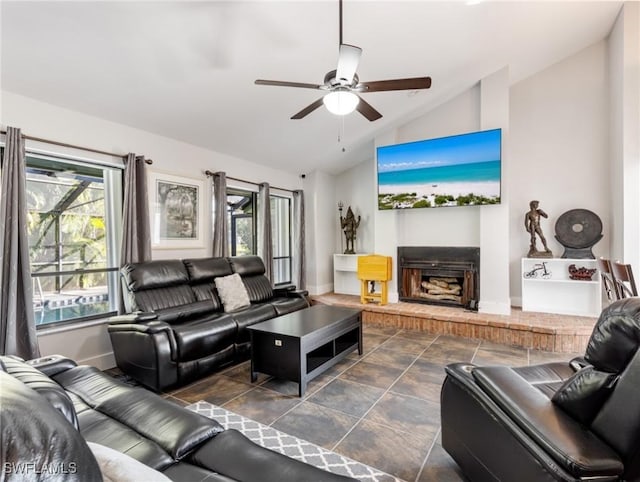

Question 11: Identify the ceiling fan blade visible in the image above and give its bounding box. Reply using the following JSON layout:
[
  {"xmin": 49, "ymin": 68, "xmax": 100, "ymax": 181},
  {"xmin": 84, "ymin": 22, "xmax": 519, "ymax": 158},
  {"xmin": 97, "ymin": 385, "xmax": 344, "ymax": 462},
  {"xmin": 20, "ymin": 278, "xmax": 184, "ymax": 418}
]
[
  {"xmin": 356, "ymin": 96, "xmax": 382, "ymax": 122},
  {"xmin": 360, "ymin": 77, "xmax": 432, "ymax": 92},
  {"xmin": 336, "ymin": 44, "xmax": 362, "ymax": 84},
  {"xmin": 291, "ymin": 98, "xmax": 325, "ymax": 120},
  {"xmin": 255, "ymin": 79, "xmax": 323, "ymax": 90}
]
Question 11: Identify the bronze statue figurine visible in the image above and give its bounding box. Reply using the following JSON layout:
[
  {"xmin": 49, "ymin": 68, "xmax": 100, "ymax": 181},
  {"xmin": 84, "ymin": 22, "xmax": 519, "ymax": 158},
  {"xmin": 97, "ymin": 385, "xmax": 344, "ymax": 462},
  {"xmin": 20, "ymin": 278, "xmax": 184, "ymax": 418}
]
[
  {"xmin": 525, "ymin": 200, "xmax": 553, "ymax": 258},
  {"xmin": 340, "ymin": 206, "xmax": 361, "ymax": 254}
]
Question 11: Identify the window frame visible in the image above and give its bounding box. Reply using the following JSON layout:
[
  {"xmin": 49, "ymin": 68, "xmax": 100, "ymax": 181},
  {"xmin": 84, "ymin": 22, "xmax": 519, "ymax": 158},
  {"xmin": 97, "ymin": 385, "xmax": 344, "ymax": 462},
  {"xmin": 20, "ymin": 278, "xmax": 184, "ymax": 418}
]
[
  {"xmin": 225, "ymin": 185, "xmax": 293, "ymax": 286},
  {"xmin": 271, "ymin": 193, "xmax": 293, "ymax": 286},
  {"xmin": 21, "ymin": 149, "xmax": 124, "ymax": 329}
]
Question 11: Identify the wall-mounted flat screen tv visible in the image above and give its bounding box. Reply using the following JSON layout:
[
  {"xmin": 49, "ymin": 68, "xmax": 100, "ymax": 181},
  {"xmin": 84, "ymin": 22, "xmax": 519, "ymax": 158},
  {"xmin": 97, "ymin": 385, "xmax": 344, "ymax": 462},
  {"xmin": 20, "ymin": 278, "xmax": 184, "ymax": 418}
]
[{"xmin": 377, "ymin": 128, "xmax": 501, "ymax": 210}]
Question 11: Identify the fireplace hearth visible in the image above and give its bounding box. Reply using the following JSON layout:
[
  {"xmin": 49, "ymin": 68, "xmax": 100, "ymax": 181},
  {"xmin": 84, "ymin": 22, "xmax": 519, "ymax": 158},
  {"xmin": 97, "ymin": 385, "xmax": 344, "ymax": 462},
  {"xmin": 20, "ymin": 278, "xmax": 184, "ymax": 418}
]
[{"xmin": 398, "ymin": 247, "xmax": 480, "ymax": 310}]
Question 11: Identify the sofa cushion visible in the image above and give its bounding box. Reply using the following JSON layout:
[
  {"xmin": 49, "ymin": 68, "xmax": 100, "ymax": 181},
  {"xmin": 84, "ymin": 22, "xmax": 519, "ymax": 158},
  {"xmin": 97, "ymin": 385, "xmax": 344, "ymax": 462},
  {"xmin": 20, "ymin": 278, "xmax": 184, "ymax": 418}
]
[
  {"xmin": 184, "ymin": 257, "xmax": 233, "ymax": 310},
  {"xmin": 88, "ymin": 442, "xmax": 172, "ymax": 482},
  {"xmin": 552, "ymin": 366, "xmax": 618, "ymax": 425},
  {"xmin": 75, "ymin": 401, "xmax": 175, "ymax": 470},
  {"xmin": 122, "ymin": 260, "xmax": 190, "ymax": 292},
  {"xmin": 0, "ymin": 371, "xmax": 102, "ymax": 481},
  {"xmin": 230, "ymin": 303, "xmax": 277, "ymax": 343},
  {"xmin": 183, "ymin": 257, "xmax": 233, "ymax": 282},
  {"xmin": 189, "ymin": 429, "xmax": 356, "ymax": 482},
  {"xmin": 243, "ymin": 275, "xmax": 275, "ymax": 302},
  {"xmin": 153, "ymin": 299, "xmax": 217, "ymax": 324},
  {"xmin": 1, "ymin": 355, "xmax": 79, "ymax": 429},
  {"xmin": 172, "ymin": 315, "xmax": 238, "ymax": 361},
  {"xmin": 228, "ymin": 255, "xmax": 266, "ymax": 277},
  {"xmin": 55, "ymin": 366, "xmax": 224, "ymax": 461},
  {"xmin": 131, "ymin": 286, "xmax": 198, "ymax": 314},
  {"xmin": 121, "ymin": 260, "xmax": 197, "ymax": 313},
  {"xmin": 215, "ymin": 273, "xmax": 251, "ymax": 312}
]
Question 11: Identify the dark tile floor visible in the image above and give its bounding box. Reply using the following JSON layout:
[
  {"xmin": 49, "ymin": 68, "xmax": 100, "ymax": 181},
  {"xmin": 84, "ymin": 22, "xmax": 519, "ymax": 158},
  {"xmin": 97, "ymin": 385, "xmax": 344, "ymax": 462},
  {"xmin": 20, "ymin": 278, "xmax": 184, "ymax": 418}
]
[{"xmin": 158, "ymin": 324, "xmax": 577, "ymax": 481}]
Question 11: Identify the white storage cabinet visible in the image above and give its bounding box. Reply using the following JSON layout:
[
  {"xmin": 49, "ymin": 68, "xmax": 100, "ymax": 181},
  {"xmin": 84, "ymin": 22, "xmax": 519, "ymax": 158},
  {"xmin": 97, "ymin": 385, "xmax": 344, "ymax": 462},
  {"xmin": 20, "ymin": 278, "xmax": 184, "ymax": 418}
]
[{"xmin": 521, "ymin": 258, "xmax": 601, "ymax": 317}]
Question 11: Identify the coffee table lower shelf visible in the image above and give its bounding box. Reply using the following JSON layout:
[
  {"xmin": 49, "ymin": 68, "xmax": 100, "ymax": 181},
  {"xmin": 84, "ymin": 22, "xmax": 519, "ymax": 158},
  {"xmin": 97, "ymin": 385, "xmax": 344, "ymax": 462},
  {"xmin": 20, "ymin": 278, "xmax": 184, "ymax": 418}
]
[{"xmin": 248, "ymin": 306, "xmax": 362, "ymax": 397}]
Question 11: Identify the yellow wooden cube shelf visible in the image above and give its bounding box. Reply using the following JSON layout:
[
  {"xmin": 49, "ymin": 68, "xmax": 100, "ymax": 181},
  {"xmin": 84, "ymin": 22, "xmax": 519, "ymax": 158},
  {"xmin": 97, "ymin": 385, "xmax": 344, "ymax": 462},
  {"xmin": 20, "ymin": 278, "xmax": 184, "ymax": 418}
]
[{"xmin": 357, "ymin": 255, "xmax": 392, "ymax": 305}]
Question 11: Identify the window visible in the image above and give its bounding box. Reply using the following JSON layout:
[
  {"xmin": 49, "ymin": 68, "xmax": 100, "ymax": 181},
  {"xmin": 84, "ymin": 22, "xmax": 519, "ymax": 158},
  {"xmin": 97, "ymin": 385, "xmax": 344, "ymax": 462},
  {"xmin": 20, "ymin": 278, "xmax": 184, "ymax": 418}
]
[
  {"xmin": 225, "ymin": 187, "xmax": 292, "ymax": 286},
  {"xmin": 271, "ymin": 195, "xmax": 292, "ymax": 285},
  {"xmin": 25, "ymin": 154, "xmax": 123, "ymax": 328},
  {"xmin": 227, "ymin": 188, "xmax": 256, "ymax": 256}
]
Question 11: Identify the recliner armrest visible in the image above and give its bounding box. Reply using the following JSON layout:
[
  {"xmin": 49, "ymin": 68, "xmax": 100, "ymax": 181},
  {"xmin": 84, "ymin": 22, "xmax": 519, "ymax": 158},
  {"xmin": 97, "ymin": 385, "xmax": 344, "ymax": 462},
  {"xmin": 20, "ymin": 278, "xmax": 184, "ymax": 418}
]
[
  {"xmin": 108, "ymin": 311, "xmax": 158, "ymax": 323},
  {"xmin": 273, "ymin": 284, "xmax": 295, "ymax": 295},
  {"xmin": 108, "ymin": 320, "xmax": 178, "ymax": 362},
  {"xmin": 274, "ymin": 286, "xmax": 309, "ymax": 298},
  {"xmin": 290, "ymin": 289, "xmax": 309, "ymax": 298},
  {"xmin": 470, "ymin": 365, "xmax": 623, "ymax": 479},
  {"xmin": 27, "ymin": 355, "xmax": 77, "ymax": 378}
]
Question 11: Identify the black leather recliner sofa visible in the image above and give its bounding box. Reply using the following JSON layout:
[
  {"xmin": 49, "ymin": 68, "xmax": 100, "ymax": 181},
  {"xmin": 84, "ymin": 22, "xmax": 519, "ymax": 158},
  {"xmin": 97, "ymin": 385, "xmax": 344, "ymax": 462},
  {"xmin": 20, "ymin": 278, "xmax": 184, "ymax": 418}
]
[
  {"xmin": 441, "ymin": 298, "xmax": 640, "ymax": 481},
  {"xmin": 0, "ymin": 355, "xmax": 353, "ymax": 481},
  {"xmin": 108, "ymin": 255, "xmax": 308, "ymax": 391}
]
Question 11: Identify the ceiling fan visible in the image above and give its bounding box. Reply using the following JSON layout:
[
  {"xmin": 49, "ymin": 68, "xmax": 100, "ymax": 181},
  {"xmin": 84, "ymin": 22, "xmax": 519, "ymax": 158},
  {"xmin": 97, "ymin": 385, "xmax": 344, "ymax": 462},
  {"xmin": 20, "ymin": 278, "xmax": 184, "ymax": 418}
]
[{"xmin": 254, "ymin": 0, "xmax": 432, "ymax": 121}]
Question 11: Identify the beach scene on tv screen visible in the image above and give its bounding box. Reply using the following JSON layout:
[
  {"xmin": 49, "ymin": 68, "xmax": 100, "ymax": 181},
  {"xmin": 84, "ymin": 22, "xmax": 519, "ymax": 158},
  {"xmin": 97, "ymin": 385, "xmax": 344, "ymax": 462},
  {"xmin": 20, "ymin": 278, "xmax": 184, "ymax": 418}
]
[{"xmin": 377, "ymin": 129, "xmax": 501, "ymax": 210}]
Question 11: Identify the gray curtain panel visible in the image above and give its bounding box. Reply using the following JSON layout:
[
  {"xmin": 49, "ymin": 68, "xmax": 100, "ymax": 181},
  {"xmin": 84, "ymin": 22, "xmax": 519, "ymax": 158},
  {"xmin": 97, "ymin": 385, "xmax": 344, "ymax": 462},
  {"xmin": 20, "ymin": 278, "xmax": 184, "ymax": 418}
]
[
  {"xmin": 258, "ymin": 182, "xmax": 273, "ymax": 283},
  {"xmin": 292, "ymin": 190, "xmax": 306, "ymax": 290},
  {"xmin": 121, "ymin": 153, "xmax": 152, "ymax": 265},
  {"xmin": 212, "ymin": 171, "xmax": 229, "ymax": 257},
  {"xmin": 119, "ymin": 153, "xmax": 151, "ymax": 314},
  {"xmin": 0, "ymin": 127, "xmax": 41, "ymax": 359}
]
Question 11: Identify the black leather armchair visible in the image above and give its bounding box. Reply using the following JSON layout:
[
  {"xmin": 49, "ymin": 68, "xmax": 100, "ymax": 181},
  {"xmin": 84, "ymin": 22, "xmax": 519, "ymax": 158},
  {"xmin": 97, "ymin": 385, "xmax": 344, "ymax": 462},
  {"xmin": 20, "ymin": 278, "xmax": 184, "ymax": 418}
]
[
  {"xmin": 108, "ymin": 256, "xmax": 309, "ymax": 391},
  {"xmin": 441, "ymin": 298, "xmax": 640, "ymax": 481}
]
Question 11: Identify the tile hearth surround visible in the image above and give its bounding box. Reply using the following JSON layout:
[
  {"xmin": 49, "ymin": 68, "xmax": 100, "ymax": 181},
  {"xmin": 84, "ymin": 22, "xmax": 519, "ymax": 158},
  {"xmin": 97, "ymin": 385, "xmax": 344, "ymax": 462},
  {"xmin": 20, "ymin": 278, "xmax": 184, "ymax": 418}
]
[
  {"xmin": 313, "ymin": 293, "xmax": 599, "ymax": 353},
  {"xmin": 162, "ymin": 324, "xmax": 580, "ymax": 481}
]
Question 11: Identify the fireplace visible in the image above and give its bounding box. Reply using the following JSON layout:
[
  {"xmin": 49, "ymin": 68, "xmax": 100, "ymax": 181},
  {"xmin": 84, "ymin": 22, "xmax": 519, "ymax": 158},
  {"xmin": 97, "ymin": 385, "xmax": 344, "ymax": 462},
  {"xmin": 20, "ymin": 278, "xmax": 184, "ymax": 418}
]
[{"xmin": 398, "ymin": 247, "xmax": 480, "ymax": 310}]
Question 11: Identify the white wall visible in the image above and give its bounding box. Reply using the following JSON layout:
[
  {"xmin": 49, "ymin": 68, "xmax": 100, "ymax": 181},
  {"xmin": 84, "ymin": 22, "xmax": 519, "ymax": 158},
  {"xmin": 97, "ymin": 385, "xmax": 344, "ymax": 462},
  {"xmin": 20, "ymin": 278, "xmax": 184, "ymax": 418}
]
[
  {"xmin": 393, "ymin": 86, "xmax": 482, "ymax": 249},
  {"xmin": 334, "ymin": 159, "xmax": 375, "ymax": 255},
  {"xmin": 303, "ymin": 170, "xmax": 336, "ymax": 295},
  {"xmin": 334, "ymin": 39, "xmax": 619, "ymax": 311},
  {"xmin": 1, "ymin": 91, "xmax": 302, "ymax": 368},
  {"xmin": 365, "ymin": 89, "xmax": 485, "ymax": 301},
  {"xmin": 479, "ymin": 67, "xmax": 511, "ymax": 314},
  {"xmin": 609, "ymin": 2, "xmax": 640, "ymax": 272},
  {"xmin": 509, "ymin": 41, "xmax": 610, "ymax": 304},
  {"xmin": 364, "ymin": 81, "xmax": 515, "ymax": 311}
]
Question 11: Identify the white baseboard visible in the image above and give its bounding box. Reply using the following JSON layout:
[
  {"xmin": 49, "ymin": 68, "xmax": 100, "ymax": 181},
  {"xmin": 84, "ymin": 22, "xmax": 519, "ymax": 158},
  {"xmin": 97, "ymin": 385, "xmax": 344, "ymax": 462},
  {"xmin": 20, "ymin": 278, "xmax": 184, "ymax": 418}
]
[
  {"xmin": 308, "ymin": 283, "xmax": 334, "ymax": 296},
  {"xmin": 79, "ymin": 352, "xmax": 115, "ymax": 370},
  {"xmin": 511, "ymin": 296, "xmax": 522, "ymax": 308}
]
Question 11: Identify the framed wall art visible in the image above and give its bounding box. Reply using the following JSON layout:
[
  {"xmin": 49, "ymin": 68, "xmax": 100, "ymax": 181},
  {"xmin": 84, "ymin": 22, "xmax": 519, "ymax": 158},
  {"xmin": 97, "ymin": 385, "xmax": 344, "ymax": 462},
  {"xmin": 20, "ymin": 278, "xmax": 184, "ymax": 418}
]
[{"xmin": 148, "ymin": 170, "xmax": 205, "ymax": 249}]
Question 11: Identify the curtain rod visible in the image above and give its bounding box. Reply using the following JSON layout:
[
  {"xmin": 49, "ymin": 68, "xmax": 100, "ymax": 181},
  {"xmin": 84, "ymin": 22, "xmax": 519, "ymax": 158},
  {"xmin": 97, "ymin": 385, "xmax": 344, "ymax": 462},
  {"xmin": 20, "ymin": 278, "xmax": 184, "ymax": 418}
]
[
  {"xmin": 204, "ymin": 170, "xmax": 296, "ymax": 194},
  {"xmin": 0, "ymin": 129, "xmax": 153, "ymax": 164}
]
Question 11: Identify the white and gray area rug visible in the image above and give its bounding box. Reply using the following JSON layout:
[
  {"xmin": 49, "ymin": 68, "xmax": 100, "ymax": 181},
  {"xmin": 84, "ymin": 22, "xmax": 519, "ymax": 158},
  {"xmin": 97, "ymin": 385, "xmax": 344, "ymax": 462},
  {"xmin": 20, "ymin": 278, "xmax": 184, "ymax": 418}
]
[{"xmin": 187, "ymin": 401, "xmax": 401, "ymax": 482}]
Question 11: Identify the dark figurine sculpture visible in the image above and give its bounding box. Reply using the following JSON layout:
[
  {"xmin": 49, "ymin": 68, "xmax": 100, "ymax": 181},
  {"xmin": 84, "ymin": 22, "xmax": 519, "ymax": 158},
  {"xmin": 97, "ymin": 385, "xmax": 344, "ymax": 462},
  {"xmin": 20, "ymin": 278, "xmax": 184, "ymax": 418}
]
[
  {"xmin": 525, "ymin": 200, "xmax": 553, "ymax": 258},
  {"xmin": 340, "ymin": 206, "xmax": 361, "ymax": 255}
]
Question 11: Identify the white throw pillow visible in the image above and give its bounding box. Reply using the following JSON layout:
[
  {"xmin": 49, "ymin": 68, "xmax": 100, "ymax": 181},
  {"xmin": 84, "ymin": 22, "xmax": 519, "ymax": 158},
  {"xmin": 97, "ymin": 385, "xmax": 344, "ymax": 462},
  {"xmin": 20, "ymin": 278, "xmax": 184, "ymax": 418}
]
[
  {"xmin": 87, "ymin": 442, "xmax": 172, "ymax": 482},
  {"xmin": 214, "ymin": 273, "xmax": 251, "ymax": 312}
]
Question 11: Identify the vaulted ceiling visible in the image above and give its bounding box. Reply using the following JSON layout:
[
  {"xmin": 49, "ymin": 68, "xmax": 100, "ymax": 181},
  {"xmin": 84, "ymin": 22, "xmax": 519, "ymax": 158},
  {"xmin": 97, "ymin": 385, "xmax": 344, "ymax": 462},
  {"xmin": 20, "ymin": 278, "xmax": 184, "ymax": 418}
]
[{"xmin": 1, "ymin": 1, "xmax": 622, "ymax": 175}]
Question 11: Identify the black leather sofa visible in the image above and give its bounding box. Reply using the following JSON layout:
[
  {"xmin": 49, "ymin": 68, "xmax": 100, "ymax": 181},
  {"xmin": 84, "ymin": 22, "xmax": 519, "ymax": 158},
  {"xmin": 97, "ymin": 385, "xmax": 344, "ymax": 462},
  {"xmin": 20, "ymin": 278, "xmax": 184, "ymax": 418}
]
[
  {"xmin": 1, "ymin": 355, "xmax": 354, "ymax": 481},
  {"xmin": 441, "ymin": 298, "xmax": 640, "ymax": 481},
  {"xmin": 108, "ymin": 255, "xmax": 308, "ymax": 391}
]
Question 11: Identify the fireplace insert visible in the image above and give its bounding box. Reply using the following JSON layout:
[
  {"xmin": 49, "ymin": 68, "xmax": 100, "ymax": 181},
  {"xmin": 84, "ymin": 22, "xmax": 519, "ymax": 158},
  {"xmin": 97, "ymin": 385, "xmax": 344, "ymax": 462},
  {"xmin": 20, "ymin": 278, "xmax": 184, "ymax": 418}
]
[{"xmin": 398, "ymin": 247, "xmax": 480, "ymax": 310}]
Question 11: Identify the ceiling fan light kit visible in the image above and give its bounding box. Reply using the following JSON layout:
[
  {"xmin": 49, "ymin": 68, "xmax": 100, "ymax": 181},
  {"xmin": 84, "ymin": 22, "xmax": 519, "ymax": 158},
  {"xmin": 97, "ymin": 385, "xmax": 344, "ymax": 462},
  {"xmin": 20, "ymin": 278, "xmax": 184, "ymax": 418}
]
[
  {"xmin": 255, "ymin": 0, "xmax": 431, "ymax": 121},
  {"xmin": 323, "ymin": 89, "xmax": 360, "ymax": 115}
]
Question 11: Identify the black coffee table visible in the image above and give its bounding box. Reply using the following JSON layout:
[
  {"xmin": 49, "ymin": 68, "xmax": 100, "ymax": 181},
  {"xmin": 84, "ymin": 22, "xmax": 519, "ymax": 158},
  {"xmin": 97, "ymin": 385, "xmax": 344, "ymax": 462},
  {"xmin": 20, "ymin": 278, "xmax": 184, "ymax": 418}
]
[{"xmin": 247, "ymin": 304, "xmax": 362, "ymax": 396}]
